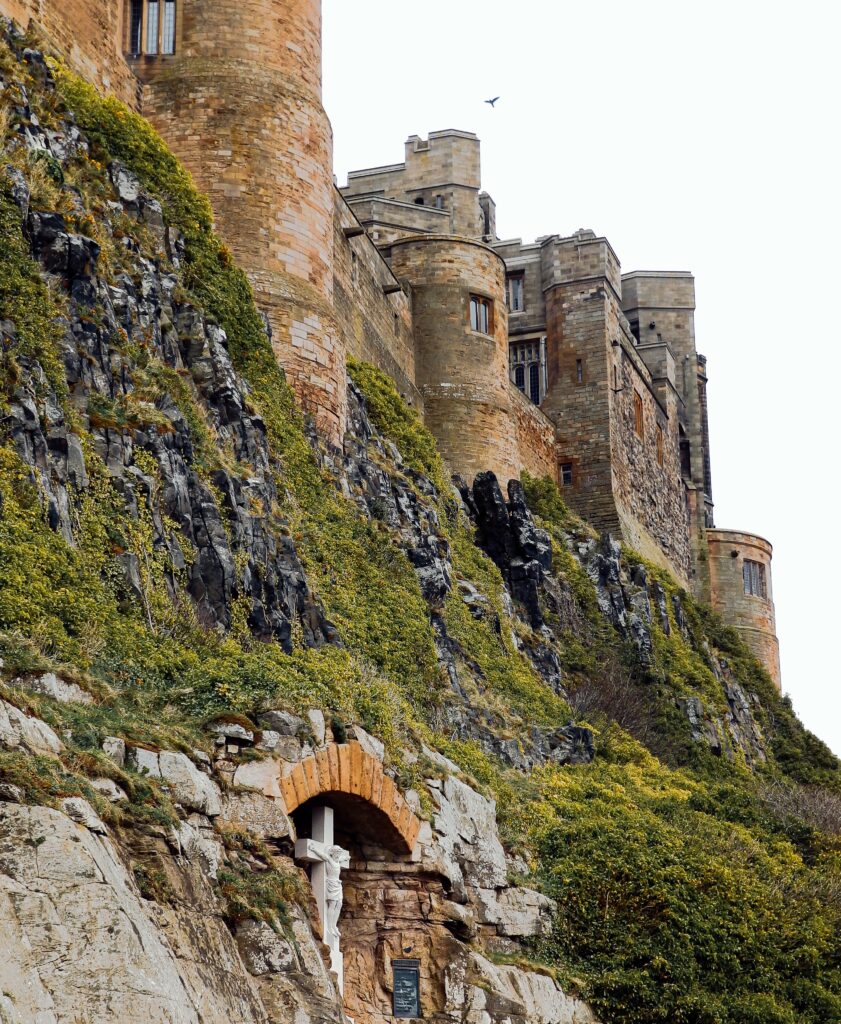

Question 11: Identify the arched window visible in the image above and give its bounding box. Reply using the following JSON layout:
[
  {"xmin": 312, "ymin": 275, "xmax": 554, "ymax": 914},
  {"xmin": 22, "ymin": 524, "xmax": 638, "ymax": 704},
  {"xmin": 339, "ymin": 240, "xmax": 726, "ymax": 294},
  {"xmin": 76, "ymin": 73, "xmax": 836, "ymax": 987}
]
[
  {"xmin": 514, "ymin": 365, "xmax": 525, "ymax": 392},
  {"xmin": 529, "ymin": 362, "xmax": 540, "ymax": 403}
]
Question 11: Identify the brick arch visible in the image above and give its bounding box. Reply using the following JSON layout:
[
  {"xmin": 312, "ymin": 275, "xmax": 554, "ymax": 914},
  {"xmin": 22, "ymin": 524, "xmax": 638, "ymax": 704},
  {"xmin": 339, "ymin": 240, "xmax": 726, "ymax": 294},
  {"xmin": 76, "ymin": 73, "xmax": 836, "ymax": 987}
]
[{"xmin": 279, "ymin": 741, "xmax": 421, "ymax": 853}]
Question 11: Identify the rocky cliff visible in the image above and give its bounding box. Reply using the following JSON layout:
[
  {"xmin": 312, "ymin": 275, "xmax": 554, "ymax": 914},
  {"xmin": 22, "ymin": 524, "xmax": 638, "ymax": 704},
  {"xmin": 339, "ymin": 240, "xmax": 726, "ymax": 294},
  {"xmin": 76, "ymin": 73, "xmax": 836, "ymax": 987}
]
[{"xmin": 0, "ymin": 22, "xmax": 839, "ymax": 1024}]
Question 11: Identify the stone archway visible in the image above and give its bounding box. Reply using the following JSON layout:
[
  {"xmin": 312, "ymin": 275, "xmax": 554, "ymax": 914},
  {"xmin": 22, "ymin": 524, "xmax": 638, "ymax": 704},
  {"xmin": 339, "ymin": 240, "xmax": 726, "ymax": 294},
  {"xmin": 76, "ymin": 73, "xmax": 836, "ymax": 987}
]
[{"xmin": 280, "ymin": 741, "xmax": 421, "ymax": 853}]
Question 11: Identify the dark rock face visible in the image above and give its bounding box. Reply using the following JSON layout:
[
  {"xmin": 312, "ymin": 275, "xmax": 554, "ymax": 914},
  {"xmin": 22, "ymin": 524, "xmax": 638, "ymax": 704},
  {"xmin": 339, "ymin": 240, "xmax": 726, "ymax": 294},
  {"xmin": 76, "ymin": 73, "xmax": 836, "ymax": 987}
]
[
  {"xmin": 1, "ymin": 57, "xmax": 336, "ymax": 650},
  {"xmin": 468, "ymin": 472, "xmax": 552, "ymax": 629}
]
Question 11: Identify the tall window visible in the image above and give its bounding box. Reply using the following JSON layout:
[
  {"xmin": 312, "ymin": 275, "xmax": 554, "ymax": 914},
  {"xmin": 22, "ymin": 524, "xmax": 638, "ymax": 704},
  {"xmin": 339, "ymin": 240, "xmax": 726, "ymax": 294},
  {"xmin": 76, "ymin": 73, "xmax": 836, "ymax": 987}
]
[
  {"xmin": 743, "ymin": 560, "xmax": 767, "ymax": 598},
  {"xmin": 529, "ymin": 363, "xmax": 540, "ymax": 403},
  {"xmin": 560, "ymin": 462, "xmax": 574, "ymax": 486},
  {"xmin": 146, "ymin": 0, "xmax": 159, "ymax": 54},
  {"xmin": 434, "ymin": 194, "xmax": 444, "ymax": 210},
  {"xmin": 633, "ymin": 391, "xmax": 644, "ymax": 437},
  {"xmin": 162, "ymin": 0, "xmax": 176, "ymax": 54},
  {"xmin": 507, "ymin": 273, "xmax": 524, "ymax": 312},
  {"xmin": 469, "ymin": 294, "xmax": 492, "ymax": 335},
  {"xmin": 656, "ymin": 424, "xmax": 664, "ymax": 466},
  {"xmin": 576, "ymin": 358, "xmax": 583, "ymax": 384},
  {"xmin": 129, "ymin": 0, "xmax": 143, "ymax": 55},
  {"xmin": 514, "ymin": 365, "xmax": 525, "ymax": 392}
]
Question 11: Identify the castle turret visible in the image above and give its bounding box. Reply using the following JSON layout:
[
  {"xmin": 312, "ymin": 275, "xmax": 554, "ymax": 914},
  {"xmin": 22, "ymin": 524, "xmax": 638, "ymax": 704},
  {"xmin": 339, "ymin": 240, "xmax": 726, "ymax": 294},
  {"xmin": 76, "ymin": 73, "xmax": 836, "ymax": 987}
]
[
  {"xmin": 390, "ymin": 235, "xmax": 521, "ymax": 485},
  {"xmin": 137, "ymin": 0, "xmax": 344, "ymax": 442},
  {"xmin": 707, "ymin": 529, "xmax": 782, "ymax": 690}
]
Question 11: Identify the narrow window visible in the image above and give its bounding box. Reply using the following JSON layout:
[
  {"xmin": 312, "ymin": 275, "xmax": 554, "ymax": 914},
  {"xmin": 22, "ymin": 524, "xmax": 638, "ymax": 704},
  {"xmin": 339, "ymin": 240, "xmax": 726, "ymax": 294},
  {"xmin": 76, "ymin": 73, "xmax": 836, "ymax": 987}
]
[
  {"xmin": 469, "ymin": 295, "xmax": 492, "ymax": 335},
  {"xmin": 434, "ymin": 194, "xmax": 444, "ymax": 210},
  {"xmin": 576, "ymin": 358, "xmax": 583, "ymax": 384},
  {"xmin": 560, "ymin": 462, "xmax": 574, "ymax": 486},
  {"xmin": 633, "ymin": 391, "xmax": 644, "ymax": 437},
  {"xmin": 129, "ymin": 0, "xmax": 143, "ymax": 55},
  {"xmin": 743, "ymin": 560, "xmax": 767, "ymax": 598},
  {"xmin": 656, "ymin": 424, "xmax": 664, "ymax": 466},
  {"xmin": 146, "ymin": 0, "xmax": 159, "ymax": 54},
  {"xmin": 507, "ymin": 272, "xmax": 524, "ymax": 312},
  {"xmin": 529, "ymin": 363, "xmax": 540, "ymax": 403},
  {"xmin": 162, "ymin": 0, "xmax": 176, "ymax": 54},
  {"xmin": 613, "ymin": 364, "xmax": 620, "ymax": 391},
  {"xmin": 393, "ymin": 312, "xmax": 399, "ymax": 335},
  {"xmin": 514, "ymin": 365, "xmax": 525, "ymax": 392},
  {"xmin": 351, "ymin": 249, "xmax": 358, "ymax": 285}
]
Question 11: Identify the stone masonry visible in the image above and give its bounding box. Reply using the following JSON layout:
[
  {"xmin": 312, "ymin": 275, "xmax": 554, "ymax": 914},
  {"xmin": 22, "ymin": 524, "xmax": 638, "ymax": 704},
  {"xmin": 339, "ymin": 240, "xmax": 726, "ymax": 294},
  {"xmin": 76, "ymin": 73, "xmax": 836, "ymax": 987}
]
[{"xmin": 0, "ymin": 0, "xmax": 783, "ymax": 683}]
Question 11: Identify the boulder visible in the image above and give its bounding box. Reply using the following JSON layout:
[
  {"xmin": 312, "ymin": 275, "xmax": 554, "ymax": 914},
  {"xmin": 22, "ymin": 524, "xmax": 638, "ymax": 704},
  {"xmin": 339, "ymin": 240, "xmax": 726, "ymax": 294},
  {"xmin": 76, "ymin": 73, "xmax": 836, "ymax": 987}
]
[
  {"xmin": 12, "ymin": 671, "xmax": 94, "ymax": 704},
  {"xmin": 127, "ymin": 746, "xmax": 222, "ymax": 816},
  {"xmin": 60, "ymin": 796, "xmax": 107, "ymax": 834},
  {"xmin": 0, "ymin": 699, "xmax": 64, "ymax": 755}
]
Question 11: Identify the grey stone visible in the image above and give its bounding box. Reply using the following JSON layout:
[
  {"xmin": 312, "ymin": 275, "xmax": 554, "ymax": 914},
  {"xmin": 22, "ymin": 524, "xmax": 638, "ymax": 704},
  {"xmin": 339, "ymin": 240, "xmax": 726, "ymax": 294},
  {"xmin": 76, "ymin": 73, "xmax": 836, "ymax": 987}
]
[
  {"xmin": 60, "ymin": 797, "xmax": 107, "ymax": 834},
  {"xmin": 236, "ymin": 919, "xmax": 295, "ymax": 975},
  {"xmin": 91, "ymin": 777, "xmax": 128, "ymax": 803},
  {"xmin": 12, "ymin": 671, "xmax": 94, "ymax": 705},
  {"xmin": 102, "ymin": 735, "xmax": 126, "ymax": 767},
  {"xmin": 0, "ymin": 783, "xmax": 24, "ymax": 803}
]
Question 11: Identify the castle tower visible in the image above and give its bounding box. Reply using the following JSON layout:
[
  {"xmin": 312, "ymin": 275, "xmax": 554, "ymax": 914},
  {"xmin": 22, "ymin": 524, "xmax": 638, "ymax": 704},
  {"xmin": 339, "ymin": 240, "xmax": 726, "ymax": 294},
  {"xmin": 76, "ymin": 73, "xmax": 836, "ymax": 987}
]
[
  {"xmin": 136, "ymin": 0, "xmax": 345, "ymax": 442},
  {"xmin": 706, "ymin": 530, "xmax": 782, "ymax": 690},
  {"xmin": 389, "ymin": 235, "xmax": 521, "ymax": 485}
]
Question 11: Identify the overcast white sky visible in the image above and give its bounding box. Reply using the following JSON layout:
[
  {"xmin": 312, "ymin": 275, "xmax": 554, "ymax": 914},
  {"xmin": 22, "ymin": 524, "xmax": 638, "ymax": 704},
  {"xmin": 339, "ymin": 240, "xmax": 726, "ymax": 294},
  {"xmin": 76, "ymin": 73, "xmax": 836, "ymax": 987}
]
[{"xmin": 323, "ymin": 0, "xmax": 841, "ymax": 756}]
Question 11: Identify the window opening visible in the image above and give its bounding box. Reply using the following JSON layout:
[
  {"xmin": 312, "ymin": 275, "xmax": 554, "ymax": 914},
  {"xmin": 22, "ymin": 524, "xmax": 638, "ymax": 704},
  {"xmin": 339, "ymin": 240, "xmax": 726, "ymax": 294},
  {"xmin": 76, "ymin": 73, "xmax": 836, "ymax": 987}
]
[
  {"xmin": 743, "ymin": 560, "xmax": 767, "ymax": 598},
  {"xmin": 529, "ymin": 363, "xmax": 540, "ymax": 403},
  {"xmin": 162, "ymin": 0, "xmax": 176, "ymax": 54},
  {"xmin": 507, "ymin": 273, "xmax": 524, "ymax": 312},
  {"xmin": 146, "ymin": 0, "xmax": 159, "ymax": 54},
  {"xmin": 560, "ymin": 463, "xmax": 573, "ymax": 486},
  {"xmin": 469, "ymin": 295, "xmax": 492, "ymax": 335},
  {"xmin": 414, "ymin": 197, "xmax": 425, "ymax": 206},
  {"xmin": 514, "ymin": 365, "xmax": 525, "ymax": 392},
  {"xmin": 576, "ymin": 358, "xmax": 583, "ymax": 384},
  {"xmin": 633, "ymin": 391, "xmax": 644, "ymax": 437},
  {"xmin": 656, "ymin": 424, "xmax": 664, "ymax": 466},
  {"xmin": 129, "ymin": 0, "xmax": 143, "ymax": 55},
  {"xmin": 434, "ymin": 195, "xmax": 444, "ymax": 210}
]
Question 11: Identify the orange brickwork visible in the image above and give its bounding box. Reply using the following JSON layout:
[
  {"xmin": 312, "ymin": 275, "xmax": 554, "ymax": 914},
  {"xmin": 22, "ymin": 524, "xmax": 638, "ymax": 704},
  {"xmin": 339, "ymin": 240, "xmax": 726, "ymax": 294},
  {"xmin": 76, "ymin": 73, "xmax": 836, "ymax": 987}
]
[
  {"xmin": 279, "ymin": 742, "xmax": 422, "ymax": 853},
  {"xmin": 136, "ymin": 0, "xmax": 345, "ymax": 444},
  {"xmin": 390, "ymin": 234, "xmax": 522, "ymax": 487},
  {"xmin": 0, "ymin": 0, "xmax": 138, "ymax": 107}
]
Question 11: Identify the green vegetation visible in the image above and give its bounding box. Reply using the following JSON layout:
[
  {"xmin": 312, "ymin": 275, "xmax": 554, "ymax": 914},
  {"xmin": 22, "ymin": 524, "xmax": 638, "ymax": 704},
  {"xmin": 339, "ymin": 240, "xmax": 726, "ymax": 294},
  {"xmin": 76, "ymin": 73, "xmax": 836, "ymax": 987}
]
[{"xmin": 0, "ymin": 40, "xmax": 838, "ymax": 1024}]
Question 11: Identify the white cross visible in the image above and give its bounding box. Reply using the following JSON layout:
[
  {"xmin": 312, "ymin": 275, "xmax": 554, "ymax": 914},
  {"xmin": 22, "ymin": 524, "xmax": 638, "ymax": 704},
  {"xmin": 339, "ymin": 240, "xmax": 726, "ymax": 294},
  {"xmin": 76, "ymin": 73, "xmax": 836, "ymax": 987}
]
[{"xmin": 295, "ymin": 806, "xmax": 350, "ymax": 994}]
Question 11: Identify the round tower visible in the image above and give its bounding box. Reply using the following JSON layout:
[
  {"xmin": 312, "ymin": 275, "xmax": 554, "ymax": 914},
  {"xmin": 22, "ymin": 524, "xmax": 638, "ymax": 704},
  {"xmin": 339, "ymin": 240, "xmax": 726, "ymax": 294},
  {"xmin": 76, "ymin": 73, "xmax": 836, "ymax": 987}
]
[
  {"xmin": 138, "ymin": 0, "xmax": 344, "ymax": 442},
  {"xmin": 706, "ymin": 529, "xmax": 781, "ymax": 691},
  {"xmin": 389, "ymin": 235, "xmax": 520, "ymax": 485}
]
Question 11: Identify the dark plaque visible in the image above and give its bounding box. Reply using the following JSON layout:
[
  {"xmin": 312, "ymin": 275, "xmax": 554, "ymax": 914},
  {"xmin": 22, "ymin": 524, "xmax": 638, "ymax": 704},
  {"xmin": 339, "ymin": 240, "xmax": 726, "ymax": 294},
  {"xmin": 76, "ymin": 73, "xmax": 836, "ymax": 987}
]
[{"xmin": 392, "ymin": 958, "xmax": 421, "ymax": 1019}]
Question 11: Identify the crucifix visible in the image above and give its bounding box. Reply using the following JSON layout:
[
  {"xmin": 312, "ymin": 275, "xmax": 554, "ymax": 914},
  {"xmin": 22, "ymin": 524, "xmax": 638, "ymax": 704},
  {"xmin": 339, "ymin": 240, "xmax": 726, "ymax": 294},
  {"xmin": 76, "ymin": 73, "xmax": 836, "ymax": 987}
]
[{"xmin": 295, "ymin": 806, "xmax": 351, "ymax": 994}]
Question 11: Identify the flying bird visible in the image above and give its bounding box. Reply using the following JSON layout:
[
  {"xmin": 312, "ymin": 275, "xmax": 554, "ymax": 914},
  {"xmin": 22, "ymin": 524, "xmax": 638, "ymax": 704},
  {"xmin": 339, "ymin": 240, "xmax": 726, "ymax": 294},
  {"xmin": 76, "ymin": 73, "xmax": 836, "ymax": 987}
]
[{"xmin": 485, "ymin": 96, "xmax": 500, "ymax": 107}]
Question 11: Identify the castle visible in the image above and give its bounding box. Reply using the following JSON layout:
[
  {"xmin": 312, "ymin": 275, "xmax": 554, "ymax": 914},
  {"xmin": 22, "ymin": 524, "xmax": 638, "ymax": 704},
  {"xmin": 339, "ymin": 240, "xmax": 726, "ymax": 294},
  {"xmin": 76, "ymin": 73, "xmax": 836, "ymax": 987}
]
[{"xmin": 0, "ymin": 0, "xmax": 782, "ymax": 690}]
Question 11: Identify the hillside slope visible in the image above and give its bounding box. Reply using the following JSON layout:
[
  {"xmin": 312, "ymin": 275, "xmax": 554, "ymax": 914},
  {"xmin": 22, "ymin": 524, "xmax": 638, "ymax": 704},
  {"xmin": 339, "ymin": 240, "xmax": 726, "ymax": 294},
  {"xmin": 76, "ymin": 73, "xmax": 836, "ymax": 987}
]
[{"xmin": 0, "ymin": 22, "xmax": 839, "ymax": 1024}]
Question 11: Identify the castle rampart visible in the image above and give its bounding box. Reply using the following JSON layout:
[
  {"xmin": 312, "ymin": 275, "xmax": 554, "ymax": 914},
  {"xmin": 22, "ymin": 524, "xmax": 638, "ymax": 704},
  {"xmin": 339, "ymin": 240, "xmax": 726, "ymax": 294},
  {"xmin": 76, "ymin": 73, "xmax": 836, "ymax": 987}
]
[
  {"xmin": 333, "ymin": 193, "xmax": 421, "ymax": 410},
  {"xmin": 706, "ymin": 529, "xmax": 781, "ymax": 690},
  {"xmin": 390, "ymin": 235, "xmax": 522, "ymax": 485},
  {"xmin": 4, "ymin": 0, "xmax": 138, "ymax": 107},
  {"xmin": 136, "ymin": 0, "xmax": 345, "ymax": 444},
  {"xmin": 0, "ymin": 0, "xmax": 782, "ymax": 685}
]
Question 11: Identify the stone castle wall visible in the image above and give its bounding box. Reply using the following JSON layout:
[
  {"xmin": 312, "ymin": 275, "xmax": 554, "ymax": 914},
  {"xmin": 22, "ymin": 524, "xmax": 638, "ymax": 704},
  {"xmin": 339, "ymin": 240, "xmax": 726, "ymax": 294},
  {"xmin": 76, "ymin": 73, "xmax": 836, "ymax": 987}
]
[
  {"xmin": 333, "ymin": 195, "xmax": 422, "ymax": 410},
  {"xmin": 390, "ymin": 235, "xmax": 522, "ymax": 486},
  {"xmin": 510, "ymin": 385, "xmax": 559, "ymax": 483},
  {"xmin": 0, "ymin": 0, "xmax": 138, "ymax": 106},
  {"xmin": 707, "ymin": 530, "xmax": 781, "ymax": 690},
  {"xmin": 137, "ymin": 0, "xmax": 346, "ymax": 444}
]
